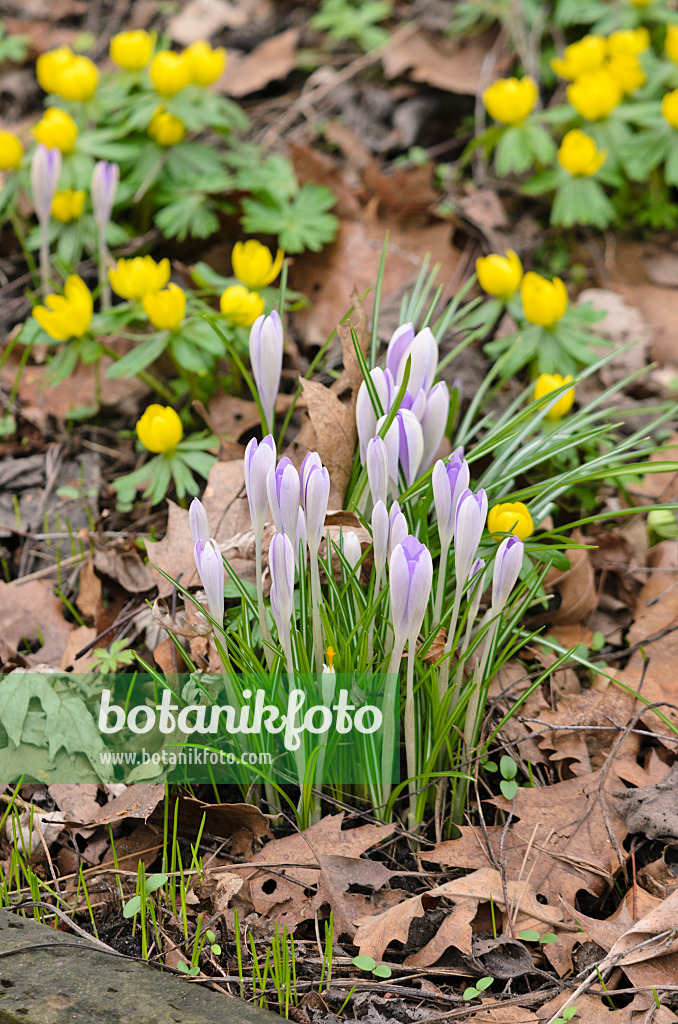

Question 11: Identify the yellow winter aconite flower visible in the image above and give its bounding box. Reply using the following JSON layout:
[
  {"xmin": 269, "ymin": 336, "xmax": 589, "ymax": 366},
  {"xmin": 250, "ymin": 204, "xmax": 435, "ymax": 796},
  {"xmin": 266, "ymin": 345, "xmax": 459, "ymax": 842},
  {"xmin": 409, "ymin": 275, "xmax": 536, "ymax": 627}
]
[
  {"xmin": 608, "ymin": 53, "xmax": 646, "ymax": 94},
  {"xmin": 534, "ymin": 373, "xmax": 575, "ymax": 420},
  {"xmin": 108, "ymin": 256, "xmax": 171, "ymax": 300},
  {"xmin": 149, "ymin": 50, "xmax": 191, "ymax": 97},
  {"xmin": 666, "ymin": 25, "xmax": 678, "ymax": 64},
  {"xmin": 662, "ymin": 89, "xmax": 678, "ymax": 129},
  {"xmin": 557, "ymin": 130, "xmax": 607, "ymax": 176},
  {"xmin": 488, "ymin": 502, "xmax": 534, "ymax": 541},
  {"xmin": 110, "ymin": 30, "xmax": 154, "ymax": 71},
  {"xmin": 36, "ymin": 47, "xmax": 74, "ymax": 93},
  {"xmin": 184, "ymin": 41, "xmax": 226, "ymax": 86},
  {"xmin": 143, "ymin": 282, "xmax": 186, "ymax": 330},
  {"xmin": 608, "ymin": 27, "xmax": 650, "ymax": 56},
  {"xmin": 232, "ymin": 240, "xmax": 284, "ymax": 290},
  {"xmin": 32, "ymin": 107, "xmax": 78, "ymax": 153},
  {"xmin": 0, "ymin": 130, "xmax": 23, "ymax": 170},
  {"xmin": 148, "ymin": 108, "xmax": 185, "ymax": 146},
  {"xmin": 551, "ymin": 35, "xmax": 607, "ymax": 81},
  {"xmin": 55, "ymin": 55, "xmax": 99, "ymax": 101},
  {"xmin": 136, "ymin": 405, "xmax": 183, "ymax": 453},
  {"xmin": 51, "ymin": 188, "xmax": 86, "ymax": 222},
  {"xmin": 567, "ymin": 68, "xmax": 622, "ymax": 120},
  {"xmin": 627, "ymin": 0, "xmax": 652, "ymax": 6},
  {"xmin": 219, "ymin": 285, "xmax": 265, "ymax": 326},
  {"xmin": 476, "ymin": 249, "xmax": 523, "ymax": 300},
  {"xmin": 521, "ymin": 272, "xmax": 568, "ymax": 328},
  {"xmin": 32, "ymin": 275, "xmax": 93, "ymax": 340},
  {"xmin": 482, "ymin": 76, "xmax": 538, "ymax": 125}
]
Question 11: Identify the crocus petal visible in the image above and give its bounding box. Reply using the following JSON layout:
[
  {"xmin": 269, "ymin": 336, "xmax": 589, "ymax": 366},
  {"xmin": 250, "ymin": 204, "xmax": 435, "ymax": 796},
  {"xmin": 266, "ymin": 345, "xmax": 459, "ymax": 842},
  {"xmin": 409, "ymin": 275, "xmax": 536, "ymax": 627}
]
[
  {"xmin": 250, "ymin": 310, "xmax": 283, "ymax": 428},
  {"xmin": 366, "ymin": 436, "xmax": 389, "ymax": 507},
  {"xmin": 492, "ymin": 536, "xmax": 524, "ymax": 611},
  {"xmin": 244, "ymin": 435, "xmax": 276, "ymax": 540},
  {"xmin": 420, "ymin": 381, "xmax": 450, "ymax": 470},
  {"xmin": 371, "ymin": 500, "xmax": 389, "ymax": 577},
  {"xmin": 189, "ymin": 498, "xmax": 210, "ymax": 548}
]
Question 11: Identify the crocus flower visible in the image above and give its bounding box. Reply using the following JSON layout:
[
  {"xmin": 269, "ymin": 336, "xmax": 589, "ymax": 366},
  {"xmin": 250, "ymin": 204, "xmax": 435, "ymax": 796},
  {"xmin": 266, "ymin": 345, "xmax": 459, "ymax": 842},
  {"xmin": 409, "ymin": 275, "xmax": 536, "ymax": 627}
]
[
  {"xmin": 492, "ymin": 536, "xmax": 524, "ymax": 612},
  {"xmin": 250, "ymin": 310, "xmax": 283, "ymax": 432},
  {"xmin": 31, "ymin": 145, "xmax": 61, "ymax": 295},
  {"xmin": 269, "ymin": 532, "xmax": 295, "ymax": 657},
  {"xmin": 91, "ymin": 160, "xmax": 119, "ymax": 307},
  {"xmin": 342, "ymin": 531, "xmax": 362, "ymax": 571},
  {"xmin": 420, "ymin": 381, "xmax": 450, "ymax": 470},
  {"xmin": 386, "ymin": 323, "xmax": 438, "ymax": 396},
  {"xmin": 295, "ymin": 507, "xmax": 307, "ymax": 569},
  {"xmin": 244, "ymin": 435, "xmax": 276, "ymax": 539},
  {"xmin": 300, "ymin": 452, "xmax": 329, "ymax": 554},
  {"xmin": 371, "ymin": 500, "xmax": 389, "ymax": 579},
  {"xmin": 266, "ymin": 457, "xmax": 300, "ymax": 541},
  {"xmin": 432, "ymin": 453, "xmax": 470, "ymax": 552},
  {"xmin": 395, "ymin": 409, "xmax": 424, "ymax": 488},
  {"xmin": 366, "ymin": 436, "xmax": 389, "ymax": 506},
  {"xmin": 455, "ymin": 488, "xmax": 488, "ymax": 589},
  {"xmin": 193, "ymin": 538, "xmax": 224, "ymax": 625},
  {"xmin": 389, "ymin": 500, "xmax": 408, "ymax": 555},
  {"xmin": 189, "ymin": 497, "xmax": 210, "ymax": 549},
  {"xmin": 389, "ymin": 535, "xmax": 432, "ymax": 659},
  {"xmin": 356, "ymin": 367, "xmax": 392, "ymax": 463}
]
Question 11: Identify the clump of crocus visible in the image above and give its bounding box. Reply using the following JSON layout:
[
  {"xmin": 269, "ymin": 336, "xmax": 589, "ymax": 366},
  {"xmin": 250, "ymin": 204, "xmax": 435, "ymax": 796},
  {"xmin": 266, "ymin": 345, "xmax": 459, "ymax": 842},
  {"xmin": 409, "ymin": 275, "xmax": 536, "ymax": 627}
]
[
  {"xmin": 488, "ymin": 501, "xmax": 533, "ymax": 541},
  {"xmin": 534, "ymin": 373, "xmax": 575, "ymax": 420},
  {"xmin": 244, "ymin": 435, "xmax": 276, "ymax": 661},
  {"xmin": 32, "ymin": 274, "xmax": 92, "ymax": 340},
  {"xmin": 432, "ymin": 451, "xmax": 470, "ymax": 626},
  {"xmin": 232, "ymin": 240, "xmax": 284, "ymax": 290},
  {"xmin": 249, "ymin": 309, "xmax": 283, "ymax": 433}
]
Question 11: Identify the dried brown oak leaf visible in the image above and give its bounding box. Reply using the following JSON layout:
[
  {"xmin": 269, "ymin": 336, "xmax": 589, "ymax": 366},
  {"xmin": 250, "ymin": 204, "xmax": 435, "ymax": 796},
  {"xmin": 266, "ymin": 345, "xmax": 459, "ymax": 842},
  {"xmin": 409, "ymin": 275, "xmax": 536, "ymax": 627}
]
[
  {"xmin": 423, "ymin": 771, "xmax": 628, "ymax": 913},
  {"xmin": 0, "ymin": 579, "xmax": 73, "ymax": 665}
]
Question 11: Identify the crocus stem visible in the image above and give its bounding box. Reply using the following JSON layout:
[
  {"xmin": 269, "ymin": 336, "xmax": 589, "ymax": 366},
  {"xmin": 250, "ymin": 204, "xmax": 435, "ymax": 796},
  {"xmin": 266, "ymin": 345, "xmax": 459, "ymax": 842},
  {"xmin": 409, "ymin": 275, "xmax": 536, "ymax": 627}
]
[
  {"xmin": 255, "ymin": 536, "xmax": 274, "ymax": 669},
  {"xmin": 432, "ymin": 539, "xmax": 450, "ymax": 628},
  {"xmin": 463, "ymin": 618, "xmax": 498, "ymax": 753},
  {"xmin": 98, "ymin": 239, "xmax": 111, "ymax": 309},
  {"xmin": 437, "ymin": 584, "xmax": 463, "ymax": 704},
  {"xmin": 367, "ymin": 569, "xmax": 382, "ymax": 664},
  {"xmin": 39, "ymin": 230, "xmax": 50, "ymax": 298},
  {"xmin": 381, "ymin": 635, "xmax": 405, "ymax": 809},
  {"xmin": 405, "ymin": 629, "xmax": 418, "ymax": 829},
  {"xmin": 310, "ymin": 550, "xmax": 324, "ymax": 674}
]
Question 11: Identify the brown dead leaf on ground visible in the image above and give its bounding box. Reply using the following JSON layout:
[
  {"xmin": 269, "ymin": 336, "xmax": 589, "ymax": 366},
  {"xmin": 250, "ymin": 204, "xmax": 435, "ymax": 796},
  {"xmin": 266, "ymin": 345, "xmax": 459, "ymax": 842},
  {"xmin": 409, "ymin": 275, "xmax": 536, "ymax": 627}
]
[
  {"xmin": 382, "ymin": 28, "xmax": 509, "ymax": 94},
  {"xmin": 168, "ymin": 0, "xmax": 271, "ymax": 43},
  {"xmin": 59, "ymin": 625, "xmax": 97, "ymax": 672},
  {"xmin": 290, "ymin": 142, "xmax": 364, "ymax": 221},
  {"xmin": 423, "ymin": 771, "xmax": 630, "ymax": 913},
  {"xmin": 218, "ymin": 28, "xmax": 298, "ymax": 97},
  {"xmin": 469, "ymin": 1008, "xmax": 539, "ymax": 1024},
  {"xmin": 206, "ymin": 392, "xmax": 297, "ymax": 445},
  {"xmin": 0, "ymin": 356, "xmax": 143, "ymax": 423},
  {"xmin": 362, "ymin": 161, "xmax": 439, "ymax": 218},
  {"xmin": 76, "ymin": 554, "xmax": 106, "ymax": 627},
  {"xmin": 171, "ymin": 795, "xmax": 269, "ymax": 841},
  {"xmin": 92, "ymin": 535, "xmax": 155, "ymax": 594},
  {"xmin": 535, "ymin": 536, "xmax": 596, "ymax": 626},
  {"xmin": 63, "ymin": 784, "xmax": 164, "ymax": 828},
  {"xmin": 615, "ymin": 761, "xmax": 678, "ymax": 841},
  {"xmin": 0, "ymin": 579, "xmax": 73, "ymax": 665},
  {"xmin": 299, "ymin": 378, "xmax": 357, "ymax": 503}
]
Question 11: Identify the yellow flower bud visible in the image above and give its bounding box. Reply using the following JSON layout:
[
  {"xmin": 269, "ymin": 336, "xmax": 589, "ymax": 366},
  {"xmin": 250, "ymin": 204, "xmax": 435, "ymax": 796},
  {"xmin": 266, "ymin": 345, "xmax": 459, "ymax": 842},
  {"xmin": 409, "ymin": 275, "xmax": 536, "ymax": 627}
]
[
  {"xmin": 551, "ymin": 35, "xmax": 607, "ymax": 81},
  {"xmin": 534, "ymin": 373, "xmax": 575, "ymax": 420},
  {"xmin": 143, "ymin": 282, "xmax": 186, "ymax": 330},
  {"xmin": 627, "ymin": 0, "xmax": 652, "ymax": 6},
  {"xmin": 183, "ymin": 40, "xmax": 226, "ymax": 86},
  {"xmin": 608, "ymin": 27, "xmax": 650, "ymax": 56},
  {"xmin": 219, "ymin": 285, "xmax": 265, "ymax": 326},
  {"xmin": 0, "ymin": 130, "xmax": 23, "ymax": 170},
  {"xmin": 482, "ymin": 76, "xmax": 538, "ymax": 125},
  {"xmin": 54, "ymin": 55, "xmax": 98, "ymax": 101},
  {"xmin": 51, "ymin": 188, "xmax": 86, "ymax": 222},
  {"xmin": 147, "ymin": 107, "xmax": 185, "ymax": 147},
  {"xmin": 488, "ymin": 502, "xmax": 533, "ymax": 541},
  {"xmin": 557, "ymin": 129, "xmax": 607, "ymax": 176},
  {"xmin": 108, "ymin": 256, "xmax": 171, "ymax": 300},
  {"xmin": 110, "ymin": 30, "xmax": 154, "ymax": 71},
  {"xmin": 231, "ymin": 240, "xmax": 284, "ymax": 290},
  {"xmin": 520, "ymin": 272, "xmax": 568, "ymax": 328},
  {"xmin": 567, "ymin": 68, "xmax": 622, "ymax": 120},
  {"xmin": 476, "ymin": 249, "xmax": 523, "ymax": 300},
  {"xmin": 136, "ymin": 405, "xmax": 183, "ymax": 453},
  {"xmin": 607, "ymin": 53, "xmax": 645, "ymax": 95},
  {"xmin": 662, "ymin": 89, "xmax": 678, "ymax": 129},
  {"xmin": 32, "ymin": 275, "xmax": 93, "ymax": 341},
  {"xmin": 149, "ymin": 50, "xmax": 191, "ymax": 97},
  {"xmin": 666, "ymin": 25, "xmax": 678, "ymax": 64},
  {"xmin": 32, "ymin": 107, "xmax": 78, "ymax": 153},
  {"xmin": 36, "ymin": 46, "xmax": 74, "ymax": 94}
]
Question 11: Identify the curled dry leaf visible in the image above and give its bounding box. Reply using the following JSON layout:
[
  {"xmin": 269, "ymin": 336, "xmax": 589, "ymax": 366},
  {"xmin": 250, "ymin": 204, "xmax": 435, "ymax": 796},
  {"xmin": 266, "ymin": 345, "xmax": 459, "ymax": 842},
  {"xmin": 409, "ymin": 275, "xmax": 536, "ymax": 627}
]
[{"xmin": 152, "ymin": 598, "xmax": 212, "ymax": 638}]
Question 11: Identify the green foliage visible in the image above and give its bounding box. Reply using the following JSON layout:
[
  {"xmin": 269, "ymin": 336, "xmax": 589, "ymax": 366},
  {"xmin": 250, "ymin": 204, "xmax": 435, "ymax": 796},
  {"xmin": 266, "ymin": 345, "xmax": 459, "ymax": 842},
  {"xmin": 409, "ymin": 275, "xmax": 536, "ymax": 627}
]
[
  {"xmin": 352, "ymin": 955, "xmax": 393, "ymax": 978},
  {"xmin": 311, "ymin": 0, "xmax": 392, "ymax": 51},
  {"xmin": 463, "ymin": 977, "xmax": 494, "ymax": 1000},
  {"xmin": 0, "ymin": 21, "xmax": 29, "ymax": 64},
  {"xmin": 112, "ymin": 434, "xmax": 218, "ymax": 511},
  {"xmin": 90, "ymin": 640, "xmax": 136, "ymax": 675},
  {"xmin": 241, "ymin": 182, "xmax": 337, "ymax": 253}
]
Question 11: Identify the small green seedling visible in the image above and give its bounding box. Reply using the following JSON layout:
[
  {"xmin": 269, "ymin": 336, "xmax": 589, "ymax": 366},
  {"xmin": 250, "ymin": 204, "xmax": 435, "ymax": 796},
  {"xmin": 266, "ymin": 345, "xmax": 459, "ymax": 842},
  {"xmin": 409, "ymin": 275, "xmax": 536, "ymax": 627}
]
[
  {"xmin": 90, "ymin": 639, "xmax": 136, "ymax": 675},
  {"xmin": 463, "ymin": 976, "xmax": 494, "ymax": 1000},
  {"xmin": 499, "ymin": 755, "xmax": 518, "ymax": 800},
  {"xmin": 552, "ymin": 1006, "xmax": 577, "ymax": 1024},
  {"xmin": 122, "ymin": 872, "xmax": 167, "ymax": 919},
  {"xmin": 518, "ymin": 929, "xmax": 559, "ymax": 944},
  {"xmin": 352, "ymin": 955, "xmax": 392, "ymax": 979},
  {"xmin": 177, "ymin": 960, "xmax": 200, "ymax": 976},
  {"xmin": 205, "ymin": 928, "xmax": 222, "ymax": 956}
]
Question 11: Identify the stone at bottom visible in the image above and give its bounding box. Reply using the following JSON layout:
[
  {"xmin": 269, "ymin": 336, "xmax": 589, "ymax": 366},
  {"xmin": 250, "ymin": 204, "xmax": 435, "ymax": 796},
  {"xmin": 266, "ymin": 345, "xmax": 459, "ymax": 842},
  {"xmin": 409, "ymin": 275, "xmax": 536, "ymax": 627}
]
[{"xmin": 0, "ymin": 910, "xmax": 277, "ymax": 1024}]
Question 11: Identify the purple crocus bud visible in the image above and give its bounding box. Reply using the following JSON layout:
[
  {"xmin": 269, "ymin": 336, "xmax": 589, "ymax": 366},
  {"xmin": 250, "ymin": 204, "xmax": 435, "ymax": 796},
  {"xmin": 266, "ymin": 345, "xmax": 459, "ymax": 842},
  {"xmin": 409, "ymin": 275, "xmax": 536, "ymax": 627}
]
[
  {"xmin": 366, "ymin": 436, "xmax": 389, "ymax": 507},
  {"xmin": 389, "ymin": 501, "xmax": 408, "ymax": 556},
  {"xmin": 420, "ymin": 381, "xmax": 450, "ymax": 470},
  {"xmin": 193, "ymin": 538, "xmax": 224, "ymax": 625},
  {"xmin": 295, "ymin": 507, "xmax": 307, "ymax": 569},
  {"xmin": 244, "ymin": 435, "xmax": 276, "ymax": 540},
  {"xmin": 266, "ymin": 457, "xmax": 300, "ymax": 541},
  {"xmin": 386, "ymin": 324, "xmax": 438, "ymax": 396},
  {"xmin": 396, "ymin": 409, "xmax": 424, "ymax": 488},
  {"xmin": 371, "ymin": 499, "xmax": 389, "ymax": 577},
  {"xmin": 492, "ymin": 536, "xmax": 524, "ymax": 611},
  {"xmin": 189, "ymin": 497, "xmax": 210, "ymax": 550},
  {"xmin": 432, "ymin": 454, "xmax": 470, "ymax": 551},
  {"xmin": 389, "ymin": 535, "xmax": 433, "ymax": 643},
  {"xmin": 342, "ymin": 530, "xmax": 362, "ymax": 571},
  {"xmin": 356, "ymin": 367, "xmax": 393, "ymax": 463},
  {"xmin": 300, "ymin": 452, "xmax": 330, "ymax": 554},
  {"xmin": 400, "ymin": 387, "xmax": 427, "ymax": 421},
  {"xmin": 91, "ymin": 160, "xmax": 119, "ymax": 234},
  {"xmin": 454, "ymin": 488, "xmax": 488, "ymax": 588},
  {"xmin": 31, "ymin": 144, "xmax": 62, "ymax": 227},
  {"xmin": 250, "ymin": 310, "xmax": 283, "ymax": 431},
  {"xmin": 269, "ymin": 532, "xmax": 295, "ymax": 637}
]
